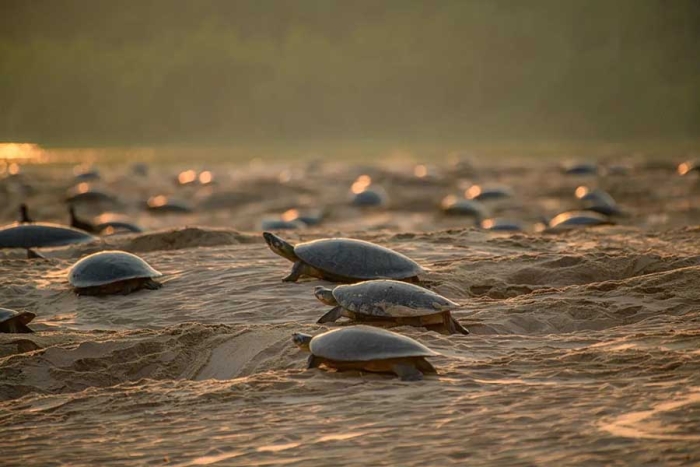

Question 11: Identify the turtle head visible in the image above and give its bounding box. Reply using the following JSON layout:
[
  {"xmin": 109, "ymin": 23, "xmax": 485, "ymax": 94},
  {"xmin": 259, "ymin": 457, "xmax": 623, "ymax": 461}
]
[
  {"xmin": 292, "ymin": 332, "xmax": 313, "ymax": 351},
  {"xmin": 263, "ymin": 232, "xmax": 298, "ymax": 262},
  {"xmin": 314, "ymin": 286, "xmax": 338, "ymax": 306}
]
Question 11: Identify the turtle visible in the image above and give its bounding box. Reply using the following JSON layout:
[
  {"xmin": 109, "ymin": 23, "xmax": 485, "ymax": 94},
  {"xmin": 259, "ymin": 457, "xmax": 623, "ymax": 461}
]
[
  {"xmin": 0, "ymin": 222, "xmax": 97, "ymax": 258},
  {"xmin": 546, "ymin": 210, "xmax": 614, "ymax": 231},
  {"xmin": 292, "ymin": 325, "xmax": 440, "ymax": 381},
  {"xmin": 0, "ymin": 308, "xmax": 36, "ymax": 333},
  {"xmin": 574, "ymin": 187, "xmax": 623, "ymax": 216},
  {"xmin": 351, "ymin": 189, "xmax": 387, "ymax": 207},
  {"xmin": 440, "ymin": 195, "xmax": 487, "ymax": 218},
  {"xmin": 561, "ymin": 161, "xmax": 598, "ymax": 175},
  {"xmin": 145, "ymin": 196, "xmax": 193, "ymax": 214},
  {"xmin": 65, "ymin": 184, "xmax": 119, "ymax": 205},
  {"xmin": 68, "ymin": 250, "xmax": 163, "ymax": 295},
  {"xmin": 479, "ymin": 218, "xmax": 523, "ymax": 232},
  {"xmin": 263, "ymin": 232, "xmax": 424, "ymax": 283},
  {"xmin": 465, "ymin": 184, "xmax": 513, "ymax": 201},
  {"xmin": 314, "ymin": 280, "xmax": 469, "ymax": 335}
]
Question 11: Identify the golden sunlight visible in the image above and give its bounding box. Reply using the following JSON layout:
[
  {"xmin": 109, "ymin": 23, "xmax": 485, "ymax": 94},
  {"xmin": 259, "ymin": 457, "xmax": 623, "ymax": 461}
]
[
  {"xmin": 465, "ymin": 185, "xmax": 482, "ymax": 199},
  {"xmin": 281, "ymin": 209, "xmax": 299, "ymax": 222},
  {"xmin": 351, "ymin": 174, "xmax": 372, "ymax": 194},
  {"xmin": 148, "ymin": 195, "xmax": 168, "ymax": 207},
  {"xmin": 178, "ymin": 170, "xmax": 197, "ymax": 185},
  {"xmin": 0, "ymin": 143, "xmax": 46, "ymax": 161},
  {"xmin": 414, "ymin": 164, "xmax": 428, "ymax": 178},
  {"xmin": 198, "ymin": 170, "xmax": 213, "ymax": 184}
]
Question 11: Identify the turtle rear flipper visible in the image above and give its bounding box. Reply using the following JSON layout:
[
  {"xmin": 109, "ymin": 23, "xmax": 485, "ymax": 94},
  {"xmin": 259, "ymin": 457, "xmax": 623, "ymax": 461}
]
[
  {"xmin": 392, "ymin": 363, "xmax": 423, "ymax": 381},
  {"xmin": 415, "ymin": 358, "xmax": 437, "ymax": 374},
  {"xmin": 317, "ymin": 306, "xmax": 344, "ymax": 324},
  {"xmin": 444, "ymin": 315, "xmax": 469, "ymax": 335},
  {"xmin": 27, "ymin": 249, "xmax": 46, "ymax": 259}
]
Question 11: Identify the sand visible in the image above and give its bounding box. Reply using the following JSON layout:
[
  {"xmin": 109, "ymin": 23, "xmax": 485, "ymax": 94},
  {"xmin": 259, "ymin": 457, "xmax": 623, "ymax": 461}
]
[{"xmin": 1, "ymin": 154, "xmax": 699, "ymax": 466}]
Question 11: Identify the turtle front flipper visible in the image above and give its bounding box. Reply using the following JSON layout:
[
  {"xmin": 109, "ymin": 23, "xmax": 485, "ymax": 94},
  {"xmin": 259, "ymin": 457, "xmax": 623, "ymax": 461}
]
[
  {"xmin": 144, "ymin": 279, "xmax": 163, "ymax": 290},
  {"xmin": 443, "ymin": 314, "xmax": 469, "ymax": 335},
  {"xmin": 392, "ymin": 362, "xmax": 424, "ymax": 381},
  {"xmin": 317, "ymin": 306, "xmax": 344, "ymax": 324},
  {"xmin": 283, "ymin": 261, "xmax": 307, "ymax": 282},
  {"xmin": 307, "ymin": 354, "xmax": 322, "ymax": 369},
  {"xmin": 450, "ymin": 317, "xmax": 470, "ymax": 335}
]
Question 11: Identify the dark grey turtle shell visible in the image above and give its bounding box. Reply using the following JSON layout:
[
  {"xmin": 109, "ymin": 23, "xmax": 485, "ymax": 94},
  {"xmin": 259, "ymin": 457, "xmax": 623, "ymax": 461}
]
[
  {"xmin": 466, "ymin": 185, "xmax": 513, "ymax": 201},
  {"xmin": 480, "ymin": 218, "xmax": 523, "ymax": 231},
  {"xmin": 440, "ymin": 197, "xmax": 487, "ymax": 217},
  {"xmin": 351, "ymin": 189, "xmax": 387, "ymax": 207},
  {"xmin": 145, "ymin": 197, "xmax": 193, "ymax": 213},
  {"xmin": 0, "ymin": 223, "xmax": 97, "ymax": 248},
  {"xmin": 309, "ymin": 326, "xmax": 439, "ymax": 362},
  {"xmin": 0, "ymin": 308, "xmax": 35, "ymax": 325},
  {"xmin": 95, "ymin": 221, "xmax": 144, "ymax": 234},
  {"xmin": 332, "ymin": 280, "xmax": 459, "ymax": 318},
  {"xmin": 549, "ymin": 211, "xmax": 611, "ymax": 228},
  {"xmin": 295, "ymin": 238, "xmax": 424, "ymax": 280},
  {"xmin": 69, "ymin": 251, "xmax": 162, "ymax": 288},
  {"xmin": 562, "ymin": 162, "xmax": 598, "ymax": 175},
  {"xmin": 66, "ymin": 190, "xmax": 119, "ymax": 204}
]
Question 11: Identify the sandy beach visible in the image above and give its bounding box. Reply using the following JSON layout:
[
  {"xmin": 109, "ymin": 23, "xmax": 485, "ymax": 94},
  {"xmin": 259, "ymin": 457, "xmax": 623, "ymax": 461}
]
[{"xmin": 1, "ymin": 152, "xmax": 699, "ymax": 466}]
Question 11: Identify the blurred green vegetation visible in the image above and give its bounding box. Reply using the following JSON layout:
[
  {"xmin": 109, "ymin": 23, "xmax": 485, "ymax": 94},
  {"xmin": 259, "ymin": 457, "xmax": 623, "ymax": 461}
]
[{"xmin": 1, "ymin": 0, "xmax": 699, "ymax": 146}]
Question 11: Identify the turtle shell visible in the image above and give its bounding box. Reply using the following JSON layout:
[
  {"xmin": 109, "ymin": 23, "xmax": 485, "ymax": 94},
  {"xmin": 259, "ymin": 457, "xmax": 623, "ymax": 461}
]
[
  {"xmin": 549, "ymin": 211, "xmax": 611, "ymax": 228},
  {"xmin": 0, "ymin": 308, "xmax": 35, "ymax": 325},
  {"xmin": 0, "ymin": 223, "xmax": 97, "ymax": 249},
  {"xmin": 309, "ymin": 326, "xmax": 439, "ymax": 362},
  {"xmin": 332, "ymin": 280, "xmax": 459, "ymax": 318},
  {"xmin": 69, "ymin": 251, "xmax": 162, "ymax": 288},
  {"xmin": 295, "ymin": 238, "xmax": 423, "ymax": 280},
  {"xmin": 440, "ymin": 196, "xmax": 487, "ymax": 217}
]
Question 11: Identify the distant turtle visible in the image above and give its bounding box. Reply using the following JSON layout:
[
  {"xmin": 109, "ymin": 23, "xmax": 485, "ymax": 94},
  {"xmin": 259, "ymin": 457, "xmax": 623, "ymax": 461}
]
[
  {"xmin": 0, "ymin": 308, "xmax": 35, "ymax": 333},
  {"xmin": 65, "ymin": 185, "xmax": 119, "ymax": 205},
  {"xmin": 465, "ymin": 184, "xmax": 513, "ymax": 201},
  {"xmin": 574, "ymin": 187, "xmax": 623, "ymax": 216},
  {"xmin": 480, "ymin": 218, "xmax": 523, "ymax": 232},
  {"xmin": 69, "ymin": 208, "xmax": 143, "ymax": 235},
  {"xmin": 314, "ymin": 280, "xmax": 469, "ymax": 335},
  {"xmin": 351, "ymin": 188, "xmax": 387, "ymax": 207},
  {"xmin": 96, "ymin": 221, "xmax": 143, "ymax": 235},
  {"xmin": 561, "ymin": 162, "xmax": 598, "ymax": 175},
  {"xmin": 547, "ymin": 210, "xmax": 614, "ymax": 230},
  {"xmin": 263, "ymin": 232, "xmax": 424, "ymax": 282},
  {"xmin": 73, "ymin": 168, "xmax": 100, "ymax": 183},
  {"xmin": 0, "ymin": 222, "xmax": 97, "ymax": 258},
  {"xmin": 145, "ymin": 196, "xmax": 193, "ymax": 214},
  {"xmin": 293, "ymin": 325, "xmax": 440, "ymax": 381},
  {"xmin": 440, "ymin": 195, "xmax": 487, "ymax": 218},
  {"xmin": 68, "ymin": 250, "xmax": 163, "ymax": 295}
]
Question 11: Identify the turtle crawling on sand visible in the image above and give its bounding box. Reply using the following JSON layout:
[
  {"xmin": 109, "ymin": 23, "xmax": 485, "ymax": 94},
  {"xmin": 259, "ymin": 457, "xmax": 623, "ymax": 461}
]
[
  {"xmin": 68, "ymin": 250, "xmax": 163, "ymax": 296},
  {"xmin": 293, "ymin": 325, "xmax": 440, "ymax": 381},
  {"xmin": 0, "ymin": 308, "xmax": 36, "ymax": 333},
  {"xmin": 314, "ymin": 280, "xmax": 469, "ymax": 335},
  {"xmin": 263, "ymin": 232, "xmax": 424, "ymax": 283}
]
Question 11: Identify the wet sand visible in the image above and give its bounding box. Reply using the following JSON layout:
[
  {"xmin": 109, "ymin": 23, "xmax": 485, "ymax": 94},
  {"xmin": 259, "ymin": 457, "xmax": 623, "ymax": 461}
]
[{"xmin": 1, "ymin": 154, "xmax": 699, "ymax": 465}]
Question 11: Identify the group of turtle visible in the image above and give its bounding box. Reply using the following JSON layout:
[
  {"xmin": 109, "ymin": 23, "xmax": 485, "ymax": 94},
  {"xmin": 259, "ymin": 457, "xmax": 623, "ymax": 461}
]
[{"xmin": 262, "ymin": 231, "xmax": 469, "ymax": 381}]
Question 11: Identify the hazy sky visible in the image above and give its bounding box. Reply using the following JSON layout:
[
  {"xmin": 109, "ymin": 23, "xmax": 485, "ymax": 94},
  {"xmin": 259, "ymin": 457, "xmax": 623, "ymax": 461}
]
[{"xmin": 1, "ymin": 0, "xmax": 699, "ymax": 146}]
